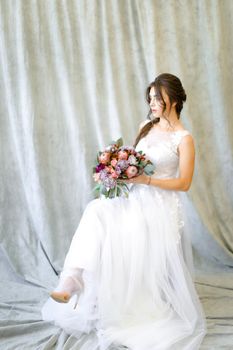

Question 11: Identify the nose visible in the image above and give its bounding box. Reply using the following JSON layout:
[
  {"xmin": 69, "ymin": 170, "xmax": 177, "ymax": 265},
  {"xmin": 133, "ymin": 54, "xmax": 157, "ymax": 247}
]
[{"xmin": 150, "ymin": 96, "xmax": 156, "ymax": 107}]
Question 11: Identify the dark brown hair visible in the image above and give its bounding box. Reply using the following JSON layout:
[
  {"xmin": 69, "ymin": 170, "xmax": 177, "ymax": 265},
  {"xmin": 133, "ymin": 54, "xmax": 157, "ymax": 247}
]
[{"xmin": 134, "ymin": 73, "xmax": 187, "ymax": 147}]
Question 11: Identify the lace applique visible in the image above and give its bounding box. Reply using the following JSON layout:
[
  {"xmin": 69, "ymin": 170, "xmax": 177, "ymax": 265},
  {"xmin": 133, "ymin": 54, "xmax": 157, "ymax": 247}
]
[
  {"xmin": 170, "ymin": 131, "xmax": 191, "ymax": 155},
  {"xmin": 177, "ymin": 195, "xmax": 185, "ymax": 244},
  {"xmin": 170, "ymin": 192, "xmax": 185, "ymax": 244}
]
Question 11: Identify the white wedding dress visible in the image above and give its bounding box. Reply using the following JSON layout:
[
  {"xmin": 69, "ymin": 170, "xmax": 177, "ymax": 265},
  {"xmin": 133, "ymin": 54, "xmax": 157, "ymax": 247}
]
[{"xmin": 42, "ymin": 127, "xmax": 206, "ymax": 349}]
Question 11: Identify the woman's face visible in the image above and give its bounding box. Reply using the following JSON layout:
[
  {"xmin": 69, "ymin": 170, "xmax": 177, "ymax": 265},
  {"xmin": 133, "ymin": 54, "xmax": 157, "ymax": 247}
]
[{"xmin": 149, "ymin": 86, "xmax": 171, "ymax": 118}]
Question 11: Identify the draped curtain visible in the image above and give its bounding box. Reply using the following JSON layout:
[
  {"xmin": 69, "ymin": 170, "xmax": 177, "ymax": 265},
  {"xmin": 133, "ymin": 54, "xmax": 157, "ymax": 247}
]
[{"xmin": 1, "ymin": 1, "xmax": 233, "ymax": 348}]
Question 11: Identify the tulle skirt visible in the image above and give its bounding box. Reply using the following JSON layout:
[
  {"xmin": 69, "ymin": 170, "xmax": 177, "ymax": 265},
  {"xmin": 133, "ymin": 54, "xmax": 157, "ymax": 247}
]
[{"xmin": 42, "ymin": 184, "xmax": 206, "ymax": 349}]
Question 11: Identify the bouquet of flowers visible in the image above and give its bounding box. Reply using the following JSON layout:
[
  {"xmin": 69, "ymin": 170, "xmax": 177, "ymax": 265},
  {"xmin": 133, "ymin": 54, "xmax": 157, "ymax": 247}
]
[{"xmin": 93, "ymin": 138, "xmax": 155, "ymax": 199}]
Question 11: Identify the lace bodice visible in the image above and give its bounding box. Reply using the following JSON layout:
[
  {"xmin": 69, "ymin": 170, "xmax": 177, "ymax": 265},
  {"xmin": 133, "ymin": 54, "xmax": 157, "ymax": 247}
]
[{"xmin": 136, "ymin": 126, "xmax": 191, "ymax": 179}]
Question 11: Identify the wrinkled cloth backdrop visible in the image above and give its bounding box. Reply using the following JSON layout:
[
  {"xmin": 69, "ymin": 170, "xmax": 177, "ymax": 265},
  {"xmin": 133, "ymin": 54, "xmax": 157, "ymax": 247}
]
[{"xmin": 1, "ymin": 0, "xmax": 233, "ymax": 349}]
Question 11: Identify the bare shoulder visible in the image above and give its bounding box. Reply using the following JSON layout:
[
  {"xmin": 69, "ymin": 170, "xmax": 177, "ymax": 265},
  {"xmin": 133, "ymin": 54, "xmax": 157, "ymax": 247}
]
[
  {"xmin": 179, "ymin": 133, "xmax": 195, "ymax": 145},
  {"xmin": 177, "ymin": 132, "xmax": 195, "ymax": 156},
  {"xmin": 181, "ymin": 132, "xmax": 194, "ymax": 143}
]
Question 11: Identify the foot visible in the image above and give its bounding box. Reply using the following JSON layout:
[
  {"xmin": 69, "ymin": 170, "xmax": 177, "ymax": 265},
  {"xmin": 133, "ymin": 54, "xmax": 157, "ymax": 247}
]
[
  {"xmin": 50, "ymin": 275, "xmax": 83, "ymax": 304},
  {"xmin": 50, "ymin": 291, "xmax": 71, "ymax": 303}
]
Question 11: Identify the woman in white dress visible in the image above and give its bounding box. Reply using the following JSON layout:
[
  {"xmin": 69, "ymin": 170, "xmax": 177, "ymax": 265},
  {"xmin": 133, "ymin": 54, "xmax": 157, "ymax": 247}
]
[{"xmin": 42, "ymin": 73, "xmax": 206, "ymax": 349}]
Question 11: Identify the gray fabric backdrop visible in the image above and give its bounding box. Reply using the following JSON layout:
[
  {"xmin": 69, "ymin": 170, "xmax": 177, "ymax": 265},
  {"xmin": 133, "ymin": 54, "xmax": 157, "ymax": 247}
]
[{"xmin": 1, "ymin": 0, "xmax": 233, "ymax": 349}]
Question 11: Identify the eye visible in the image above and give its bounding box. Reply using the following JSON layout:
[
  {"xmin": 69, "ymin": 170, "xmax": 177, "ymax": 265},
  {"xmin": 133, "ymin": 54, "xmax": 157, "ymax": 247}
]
[{"xmin": 149, "ymin": 94, "xmax": 160, "ymax": 101}]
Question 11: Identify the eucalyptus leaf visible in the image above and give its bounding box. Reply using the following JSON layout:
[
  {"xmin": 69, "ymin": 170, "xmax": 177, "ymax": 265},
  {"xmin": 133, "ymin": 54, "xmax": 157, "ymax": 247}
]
[
  {"xmin": 117, "ymin": 186, "xmax": 121, "ymax": 196},
  {"xmin": 94, "ymin": 184, "xmax": 101, "ymax": 190},
  {"xmin": 144, "ymin": 164, "xmax": 155, "ymax": 172},
  {"xmin": 116, "ymin": 137, "xmax": 123, "ymax": 147},
  {"xmin": 100, "ymin": 185, "xmax": 108, "ymax": 195}
]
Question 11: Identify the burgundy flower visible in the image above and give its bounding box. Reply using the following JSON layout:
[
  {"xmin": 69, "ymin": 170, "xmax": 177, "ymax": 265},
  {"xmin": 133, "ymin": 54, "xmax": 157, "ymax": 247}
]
[{"xmin": 96, "ymin": 163, "xmax": 105, "ymax": 172}]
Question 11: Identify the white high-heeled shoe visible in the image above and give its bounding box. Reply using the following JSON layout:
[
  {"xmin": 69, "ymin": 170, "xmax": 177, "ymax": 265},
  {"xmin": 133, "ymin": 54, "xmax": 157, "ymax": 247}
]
[{"xmin": 50, "ymin": 275, "xmax": 83, "ymax": 305}]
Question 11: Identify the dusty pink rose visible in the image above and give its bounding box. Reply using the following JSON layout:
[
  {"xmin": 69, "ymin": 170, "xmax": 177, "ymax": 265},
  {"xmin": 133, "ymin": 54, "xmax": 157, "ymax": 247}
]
[
  {"xmin": 111, "ymin": 158, "xmax": 118, "ymax": 167},
  {"xmin": 125, "ymin": 165, "xmax": 138, "ymax": 178},
  {"xmin": 118, "ymin": 150, "xmax": 128, "ymax": 160},
  {"xmin": 111, "ymin": 171, "xmax": 119, "ymax": 179},
  {"xmin": 99, "ymin": 152, "xmax": 111, "ymax": 164}
]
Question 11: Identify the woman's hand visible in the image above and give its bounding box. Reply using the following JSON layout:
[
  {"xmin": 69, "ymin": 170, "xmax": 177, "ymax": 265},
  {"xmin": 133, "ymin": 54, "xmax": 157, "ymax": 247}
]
[{"xmin": 120, "ymin": 173, "xmax": 150, "ymax": 185}]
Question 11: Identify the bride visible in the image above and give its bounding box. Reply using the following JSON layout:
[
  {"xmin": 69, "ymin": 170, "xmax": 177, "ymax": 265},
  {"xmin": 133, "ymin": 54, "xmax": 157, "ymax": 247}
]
[{"xmin": 42, "ymin": 73, "xmax": 206, "ymax": 349}]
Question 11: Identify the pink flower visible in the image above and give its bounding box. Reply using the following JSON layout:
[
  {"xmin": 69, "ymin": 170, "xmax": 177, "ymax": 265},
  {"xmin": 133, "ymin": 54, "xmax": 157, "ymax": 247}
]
[
  {"xmin": 125, "ymin": 165, "xmax": 138, "ymax": 178},
  {"xmin": 111, "ymin": 171, "xmax": 119, "ymax": 179},
  {"xmin": 111, "ymin": 158, "xmax": 118, "ymax": 167},
  {"xmin": 106, "ymin": 166, "xmax": 113, "ymax": 172},
  {"xmin": 99, "ymin": 152, "xmax": 111, "ymax": 164},
  {"xmin": 118, "ymin": 150, "xmax": 128, "ymax": 160}
]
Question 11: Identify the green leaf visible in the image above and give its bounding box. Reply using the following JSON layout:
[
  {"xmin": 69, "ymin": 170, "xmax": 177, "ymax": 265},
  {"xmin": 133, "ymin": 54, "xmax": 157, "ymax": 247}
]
[
  {"xmin": 116, "ymin": 137, "xmax": 123, "ymax": 147},
  {"xmin": 92, "ymin": 184, "xmax": 102, "ymax": 198},
  {"xmin": 108, "ymin": 188, "xmax": 115, "ymax": 199},
  {"xmin": 94, "ymin": 183, "xmax": 101, "ymax": 190},
  {"xmin": 122, "ymin": 183, "xmax": 129, "ymax": 191},
  {"xmin": 139, "ymin": 161, "xmax": 147, "ymax": 167},
  {"xmin": 144, "ymin": 164, "xmax": 155, "ymax": 173},
  {"xmin": 116, "ymin": 186, "xmax": 121, "ymax": 196},
  {"xmin": 100, "ymin": 185, "xmax": 108, "ymax": 195}
]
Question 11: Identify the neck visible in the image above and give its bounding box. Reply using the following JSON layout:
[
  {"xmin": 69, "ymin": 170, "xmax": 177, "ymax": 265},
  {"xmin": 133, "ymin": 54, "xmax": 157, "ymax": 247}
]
[{"xmin": 157, "ymin": 110, "xmax": 180, "ymax": 130}]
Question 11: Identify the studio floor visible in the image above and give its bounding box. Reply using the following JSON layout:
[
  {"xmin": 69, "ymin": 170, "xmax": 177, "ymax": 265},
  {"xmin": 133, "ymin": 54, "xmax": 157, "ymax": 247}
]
[{"xmin": 1, "ymin": 249, "xmax": 233, "ymax": 350}]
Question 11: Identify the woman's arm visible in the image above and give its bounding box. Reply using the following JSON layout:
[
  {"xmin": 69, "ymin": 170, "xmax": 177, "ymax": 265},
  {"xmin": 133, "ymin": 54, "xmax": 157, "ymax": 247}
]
[{"xmin": 127, "ymin": 135, "xmax": 195, "ymax": 192}]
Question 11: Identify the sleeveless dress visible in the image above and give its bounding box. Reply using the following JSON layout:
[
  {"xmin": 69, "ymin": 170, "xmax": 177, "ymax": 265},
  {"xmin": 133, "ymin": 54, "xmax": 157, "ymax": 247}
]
[{"xmin": 42, "ymin": 127, "xmax": 206, "ymax": 349}]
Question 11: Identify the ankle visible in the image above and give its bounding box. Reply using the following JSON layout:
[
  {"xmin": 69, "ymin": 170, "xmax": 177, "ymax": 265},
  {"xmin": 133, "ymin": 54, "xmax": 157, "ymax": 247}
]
[{"xmin": 56, "ymin": 275, "xmax": 83, "ymax": 295}]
